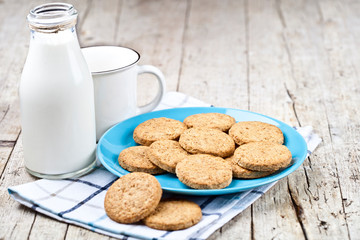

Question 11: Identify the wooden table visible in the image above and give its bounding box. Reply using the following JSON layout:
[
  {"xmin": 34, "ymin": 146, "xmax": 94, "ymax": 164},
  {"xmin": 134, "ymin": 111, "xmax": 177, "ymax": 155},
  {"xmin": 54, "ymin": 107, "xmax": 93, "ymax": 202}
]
[{"xmin": 1, "ymin": 0, "xmax": 359, "ymax": 239}]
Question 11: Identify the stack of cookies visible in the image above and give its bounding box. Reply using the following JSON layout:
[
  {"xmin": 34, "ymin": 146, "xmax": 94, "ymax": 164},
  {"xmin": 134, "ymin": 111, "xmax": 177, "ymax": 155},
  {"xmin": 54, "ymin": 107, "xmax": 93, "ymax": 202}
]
[{"xmin": 120, "ymin": 113, "xmax": 292, "ymax": 190}]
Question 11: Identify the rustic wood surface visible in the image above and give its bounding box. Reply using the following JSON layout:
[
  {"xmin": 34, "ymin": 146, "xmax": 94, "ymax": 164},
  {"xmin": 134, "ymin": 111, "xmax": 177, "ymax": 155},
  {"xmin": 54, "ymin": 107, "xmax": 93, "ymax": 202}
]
[{"xmin": 0, "ymin": 0, "xmax": 359, "ymax": 239}]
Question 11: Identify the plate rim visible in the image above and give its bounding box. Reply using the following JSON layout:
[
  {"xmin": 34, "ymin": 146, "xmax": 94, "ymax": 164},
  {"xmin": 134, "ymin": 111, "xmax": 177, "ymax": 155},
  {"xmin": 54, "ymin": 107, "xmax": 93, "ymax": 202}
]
[{"xmin": 97, "ymin": 107, "xmax": 308, "ymax": 195}]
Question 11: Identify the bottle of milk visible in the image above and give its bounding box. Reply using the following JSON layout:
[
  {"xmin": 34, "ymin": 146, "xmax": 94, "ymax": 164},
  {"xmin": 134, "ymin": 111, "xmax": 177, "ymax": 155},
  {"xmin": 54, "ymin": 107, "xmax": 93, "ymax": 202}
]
[{"xmin": 20, "ymin": 3, "xmax": 96, "ymax": 179}]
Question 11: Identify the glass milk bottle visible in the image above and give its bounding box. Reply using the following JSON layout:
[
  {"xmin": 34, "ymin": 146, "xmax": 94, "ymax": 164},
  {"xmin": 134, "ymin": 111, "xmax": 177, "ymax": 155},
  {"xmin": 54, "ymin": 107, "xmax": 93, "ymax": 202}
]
[{"xmin": 19, "ymin": 3, "xmax": 96, "ymax": 179}]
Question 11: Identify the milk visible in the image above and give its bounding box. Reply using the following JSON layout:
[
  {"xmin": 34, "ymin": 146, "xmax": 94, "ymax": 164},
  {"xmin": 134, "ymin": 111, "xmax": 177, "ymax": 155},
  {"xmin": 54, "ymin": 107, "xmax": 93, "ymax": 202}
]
[{"xmin": 20, "ymin": 26, "xmax": 96, "ymax": 177}]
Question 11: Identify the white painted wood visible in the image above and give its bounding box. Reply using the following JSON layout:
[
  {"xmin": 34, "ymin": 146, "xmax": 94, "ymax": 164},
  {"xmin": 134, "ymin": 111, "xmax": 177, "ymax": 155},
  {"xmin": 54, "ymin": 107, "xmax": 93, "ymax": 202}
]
[
  {"xmin": 0, "ymin": 0, "xmax": 37, "ymax": 141},
  {"xmin": 1, "ymin": 0, "xmax": 360, "ymax": 239},
  {"xmin": 0, "ymin": 140, "xmax": 15, "ymax": 175},
  {"xmin": 178, "ymin": 0, "xmax": 248, "ymax": 110},
  {"xmin": 115, "ymin": 0, "xmax": 187, "ymax": 105},
  {"xmin": 65, "ymin": 226, "xmax": 111, "ymax": 240},
  {"xmin": 79, "ymin": 0, "xmax": 122, "ymax": 47},
  {"xmin": 28, "ymin": 214, "xmax": 68, "ymax": 240},
  {"xmin": 279, "ymin": 0, "xmax": 354, "ymax": 239},
  {"xmin": 316, "ymin": 1, "xmax": 360, "ymax": 238},
  {"xmin": 0, "ymin": 136, "xmax": 36, "ymax": 239}
]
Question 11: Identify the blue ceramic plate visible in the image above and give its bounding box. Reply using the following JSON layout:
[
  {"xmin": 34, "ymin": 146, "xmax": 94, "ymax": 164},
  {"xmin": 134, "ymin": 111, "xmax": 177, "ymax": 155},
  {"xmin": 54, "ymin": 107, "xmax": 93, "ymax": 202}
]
[{"xmin": 97, "ymin": 107, "xmax": 307, "ymax": 195}]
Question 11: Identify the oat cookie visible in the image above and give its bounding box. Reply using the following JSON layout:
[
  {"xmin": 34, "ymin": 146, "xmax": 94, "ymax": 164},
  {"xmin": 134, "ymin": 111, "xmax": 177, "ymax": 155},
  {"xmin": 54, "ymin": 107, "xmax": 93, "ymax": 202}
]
[
  {"xmin": 229, "ymin": 121, "xmax": 284, "ymax": 145},
  {"xmin": 183, "ymin": 113, "xmax": 236, "ymax": 132},
  {"xmin": 225, "ymin": 155, "xmax": 274, "ymax": 179},
  {"xmin": 234, "ymin": 142, "xmax": 292, "ymax": 172},
  {"xmin": 104, "ymin": 172, "xmax": 162, "ymax": 224},
  {"xmin": 148, "ymin": 140, "xmax": 189, "ymax": 174},
  {"xmin": 118, "ymin": 146, "xmax": 165, "ymax": 174},
  {"xmin": 133, "ymin": 117, "xmax": 187, "ymax": 146},
  {"xmin": 179, "ymin": 128, "xmax": 235, "ymax": 158},
  {"xmin": 143, "ymin": 199, "xmax": 202, "ymax": 230},
  {"xmin": 176, "ymin": 154, "xmax": 232, "ymax": 189}
]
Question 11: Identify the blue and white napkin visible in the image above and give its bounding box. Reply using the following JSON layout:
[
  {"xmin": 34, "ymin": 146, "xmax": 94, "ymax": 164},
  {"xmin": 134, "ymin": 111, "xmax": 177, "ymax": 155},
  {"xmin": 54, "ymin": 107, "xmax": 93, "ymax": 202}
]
[{"xmin": 8, "ymin": 91, "xmax": 322, "ymax": 240}]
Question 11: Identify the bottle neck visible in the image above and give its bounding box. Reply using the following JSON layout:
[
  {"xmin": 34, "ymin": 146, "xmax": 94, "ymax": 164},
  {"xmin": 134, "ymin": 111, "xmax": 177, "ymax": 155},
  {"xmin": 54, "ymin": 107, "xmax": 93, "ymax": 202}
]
[
  {"xmin": 27, "ymin": 3, "xmax": 78, "ymax": 34},
  {"xmin": 30, "ymin": 26, "xmax": 79, "ymax": 46}
]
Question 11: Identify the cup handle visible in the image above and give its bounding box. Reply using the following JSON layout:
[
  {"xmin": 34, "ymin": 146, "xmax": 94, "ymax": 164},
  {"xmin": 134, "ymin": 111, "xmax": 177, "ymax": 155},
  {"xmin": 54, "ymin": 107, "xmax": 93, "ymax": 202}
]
[{"xmin": 136, "ymin": 65, "xmax": 166, "ymax": 114}]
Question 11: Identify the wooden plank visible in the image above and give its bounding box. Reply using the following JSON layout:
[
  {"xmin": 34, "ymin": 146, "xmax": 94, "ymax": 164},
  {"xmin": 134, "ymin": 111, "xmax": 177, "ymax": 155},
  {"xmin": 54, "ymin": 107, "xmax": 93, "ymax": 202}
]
[
  {"xmin": 178, "ymin": 0, "xmax": 248, "ymax": 110},
  {"xmin": 78, "ymin": 0, "xmax": 121, "ymax": 47},
  {"xmin": 316, "ymin": 0, "xmax": 360, "ymax": 238},
  {"xmin": 28, "ymin": 214, "xmax": 68, "ymax": 240},
  {"xmin": 1, "ymin": 0, "xmax": 359, "ymax": 239},
  {"xmin": 246, "ymin": 0, "xmax": 295, "ymax": 121},
  {"xmin": 65, "ymin": 226, "xmax": 111, "ymax": 240},
  {"xmin": 0, "ymin": 140, "xmax": 15, "ymax": 175},
  {"xmin": 115, "ymin": 0, "xmax": 188, "ymax": 105},
  {"xmin": 0, "ymin": 135, "xmax": 36, "ymax": 240},
  {"xmin": 0, "ymin": 101, "xmax": 21, "ymax": 142},
  {"xmin": 338, "ymin": 0, "xmax": 360, "ymax": 237},
  {"xmin": 279, "ymin": 0, "xmax": 354, "ymax": 239},
  {"xmin": 0, "ymin": 0, "xmax": 33, "ymax": 141},
  {"xmin": 253, "ymin": 184, "xmax": 305, "ymax": 239}
]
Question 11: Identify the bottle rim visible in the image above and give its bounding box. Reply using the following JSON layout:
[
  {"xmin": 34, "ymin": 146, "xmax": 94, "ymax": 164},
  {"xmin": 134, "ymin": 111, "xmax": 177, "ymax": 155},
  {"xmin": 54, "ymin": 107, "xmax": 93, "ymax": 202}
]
[{"xmin": 27, "ymin": 3, "xmax": 78, "ymax": 33}]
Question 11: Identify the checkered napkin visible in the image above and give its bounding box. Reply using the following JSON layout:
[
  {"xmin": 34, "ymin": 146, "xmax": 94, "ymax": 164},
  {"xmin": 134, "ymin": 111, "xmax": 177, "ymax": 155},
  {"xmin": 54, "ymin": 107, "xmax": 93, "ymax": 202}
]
[{"xmin": 8, "ymin": 92, "xmax": 322, "ymax": 240}]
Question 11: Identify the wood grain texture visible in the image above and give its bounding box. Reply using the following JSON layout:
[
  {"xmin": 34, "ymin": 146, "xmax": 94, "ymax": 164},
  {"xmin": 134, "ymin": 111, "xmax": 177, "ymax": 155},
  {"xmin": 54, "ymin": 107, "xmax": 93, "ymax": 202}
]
[
  {"xmin": 0, "ymin": 140, "xmax": 16, "ymax": 176},
  {"xmin": 28, "ymin": 214, "xmax": 68, "ymax": 240},
  {"xmin": 1, "ymin": 0, "xmax": 360, "ymax": 239},
  {"xmin": 279, "ymin": 0, "xmax": 353, "ymax": 239},
  {"xmin": 317, "ymin": 0, "xmax": 360, "ymax": 238},
  {"xmin": 65, "ymin": 226, "xmax": 111, "ymax": 240},
  {"xmin": 0, "ymin": 0, "xmax": 32, "ymax": 142},
  {"xmin": 0, "ymin": 136, "xmax": 35, "ymax": 240},
  {"xmin": 115, "ymin": 0, "xmax": 187, "ymax": 105},
  {"xmin": 179, "ymin": 0, "xmax": 248, "ymax": 110},
  {"xmin": 79, "ymin": 0, "xmax": 122, "ymax": 46}
]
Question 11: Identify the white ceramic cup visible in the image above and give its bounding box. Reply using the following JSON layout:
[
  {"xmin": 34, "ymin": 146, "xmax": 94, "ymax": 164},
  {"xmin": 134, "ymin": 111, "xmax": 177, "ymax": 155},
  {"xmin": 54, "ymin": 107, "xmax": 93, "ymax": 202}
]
[{"xmin": 82, "ymin": 46, "xmax": 166, "ymax": 140}]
